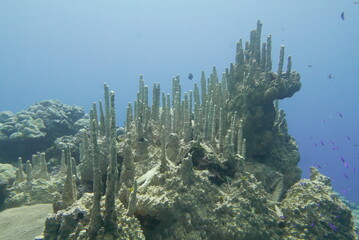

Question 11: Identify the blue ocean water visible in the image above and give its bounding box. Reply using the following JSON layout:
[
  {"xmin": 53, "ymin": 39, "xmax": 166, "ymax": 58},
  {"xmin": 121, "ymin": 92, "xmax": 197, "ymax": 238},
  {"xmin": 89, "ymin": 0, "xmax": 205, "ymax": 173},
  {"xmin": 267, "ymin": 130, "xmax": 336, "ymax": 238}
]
[{"xmin": 0, "ymin": 0, "xmax": 358, "ymax": 203}]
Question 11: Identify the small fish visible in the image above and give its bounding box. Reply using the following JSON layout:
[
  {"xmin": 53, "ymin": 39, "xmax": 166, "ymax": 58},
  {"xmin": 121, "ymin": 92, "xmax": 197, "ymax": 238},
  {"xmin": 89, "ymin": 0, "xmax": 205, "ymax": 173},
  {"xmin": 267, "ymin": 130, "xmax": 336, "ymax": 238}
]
[
  {"xmin": 308, "ymin": 64, "xmax": 313, "ymax": 67},
  {"xmin": 340, "ymin": 156, "xmax": 345, "ymax": 163},
  {"xmin": 337, "ymin": 112, "xmax": 343, "ymax": 118},
  {"xmin": 320, "ymin": 140, "xmax": 325, "ymax": 146},
  {"xmin": 314, "ymin": 143, "xmax": 318, "ymax": 147},
  {"xmin": 343, "ymin": 172, "xmax": 349, "ymax": 179},
  {"xmin": 310, "ymin": 222, "xmax": 315, "ymax": 227},
  {"xmin": 329, "ymin": 223, "xmax": 337, "ymax": 231},
  {"xmin": 353, "ymin": 144, "xmax": 358, "ymax": 147},
  {"xmin": 341, "ymin": 11, "xmax": 345, "ymax": 20},
  {"xmin": 328, "ymin": 73, "xmax": 334, "ymax": 79},
  {"xmin": 188, "ymin": 73, "xmax": 193, "ymax": 80},
  {"xmin": 347, "ymin": 136, "xmax": 351, "ymax": 140},
  {"xmin": 353, "ymin": 168, "xmax": 356, "ymax": 173},
  {"xmin": 315, "ymin": 164, "xmax": 321, "ymax": 169},
  {"xmin": 330, "ymin": 142, "xmax": 338, "ymax": 149},
  {"xmin": 354, "ymin": 1, "xmax": 359, "ymax": 4},
  {"xmin": 344, "ymin": 162, "xmax": 349, "ymax": 168}
]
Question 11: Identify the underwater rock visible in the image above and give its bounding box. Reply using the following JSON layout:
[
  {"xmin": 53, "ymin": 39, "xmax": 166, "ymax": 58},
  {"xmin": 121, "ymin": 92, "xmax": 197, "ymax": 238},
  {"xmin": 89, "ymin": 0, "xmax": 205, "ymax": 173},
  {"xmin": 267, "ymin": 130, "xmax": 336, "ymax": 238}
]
[
  {"xmin": 43, "ymin": 193, "xmax": 145, "ymax": 240},
  {"xmin": 279, "ymin": 167, "xmax": 356, "ymax": 239},
  {"xmin": 337, "ymin": 193, "xmax": 359, "ymax": 233},
  {"xmin": 4, "ymin": 178, "xmax": 60, "ymax": 209},
  {"xmin": 45, "ymin": 132, "xmax": 84, "ymax": 170},
  {"xmin": 2, "ymin": 152, "xmax": 67, "ymax": 210},
  {"xmin": 0, "ymin": 100, "xmax": 85, "ymax": 163},
  {"xmin": 134, "ymin": 168, "xmax": 279, "ymax": 239},
  {"xmin": 0, "ymin": 163, "xmax": 16, "ymax": 210},
  {"xmin": 166, "ymin": 133, "xmax": 180, "ymax": 163}
]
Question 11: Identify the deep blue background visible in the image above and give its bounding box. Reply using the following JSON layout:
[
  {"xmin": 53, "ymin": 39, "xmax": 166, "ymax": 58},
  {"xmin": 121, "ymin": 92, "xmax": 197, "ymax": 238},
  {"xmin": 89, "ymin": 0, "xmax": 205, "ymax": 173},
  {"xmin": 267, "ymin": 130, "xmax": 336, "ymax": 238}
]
[{"xmin": 1, "ymin": 0, "xmax": 359, "ymax": 203}]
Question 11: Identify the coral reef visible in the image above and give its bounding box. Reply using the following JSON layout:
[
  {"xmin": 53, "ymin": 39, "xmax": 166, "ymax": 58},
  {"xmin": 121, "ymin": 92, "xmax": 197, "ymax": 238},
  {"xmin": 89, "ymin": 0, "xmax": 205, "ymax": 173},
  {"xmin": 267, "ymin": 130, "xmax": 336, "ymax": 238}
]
[
  {"xmin": 280, "ymin": 167, "xmax": 355, "ymax": 239},
  {"xmin": 0, "ymin": 100, "xmax": 86, "ymax": 164},
  {"xmin": 338, "ymin": 195, "xmax": 359, "ymax": 238},
  {"xmin": 1, "ymin": 21, "xmax": 356, "ymax": 240},
  {"xmin": 0, "ymin": 163, "xmax": 16, "ymax": 210},
  {"xmin": 4, "ymin": 152, "xmax": 64, "ymax": 210}
]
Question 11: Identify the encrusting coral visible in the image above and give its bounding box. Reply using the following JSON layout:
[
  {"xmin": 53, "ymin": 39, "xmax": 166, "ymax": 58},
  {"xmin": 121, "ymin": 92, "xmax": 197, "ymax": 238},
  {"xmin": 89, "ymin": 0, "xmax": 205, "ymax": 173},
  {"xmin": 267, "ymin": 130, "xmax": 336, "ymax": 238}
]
[{"xmin": 4, "ymin": 21, "xmax": 354, "ymax": 240}]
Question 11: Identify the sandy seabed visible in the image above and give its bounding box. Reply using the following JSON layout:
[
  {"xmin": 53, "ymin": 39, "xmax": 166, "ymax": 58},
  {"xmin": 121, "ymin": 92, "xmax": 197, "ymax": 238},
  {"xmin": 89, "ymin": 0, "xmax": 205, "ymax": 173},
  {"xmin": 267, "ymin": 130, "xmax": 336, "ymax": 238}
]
[{"xmin": 0, "ymin": 204, "xmax": 52, "ymax": 240}]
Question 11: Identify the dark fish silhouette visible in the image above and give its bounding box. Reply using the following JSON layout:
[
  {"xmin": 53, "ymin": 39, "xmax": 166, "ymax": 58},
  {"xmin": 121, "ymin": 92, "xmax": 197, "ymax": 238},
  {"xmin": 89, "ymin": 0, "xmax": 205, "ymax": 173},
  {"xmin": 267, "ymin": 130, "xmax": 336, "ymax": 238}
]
[
  {"xmin": 328, "ymin": 73, "xmax": 334, "ymax": 79},
  {"xmin": 188, "ymin": 73, "xmax": 193, "ymax": 80},
  {"xmin": 341, "ymin": 12, "xmax": 345, "ymax": 20},
  {"xmin": 307, "ymin": 65, "xmax": 313, "ymax": 67}
]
